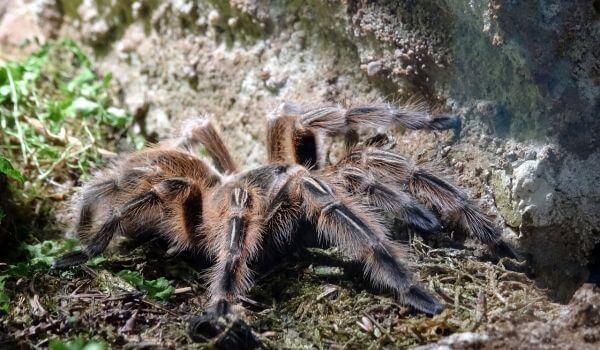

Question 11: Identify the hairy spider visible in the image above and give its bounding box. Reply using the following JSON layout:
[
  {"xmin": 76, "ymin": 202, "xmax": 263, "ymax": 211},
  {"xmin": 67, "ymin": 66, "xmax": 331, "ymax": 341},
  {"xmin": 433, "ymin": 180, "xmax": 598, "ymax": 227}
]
[{"xmin": 54, "ymin": 100, "xmax": 512, "ymax": 344}]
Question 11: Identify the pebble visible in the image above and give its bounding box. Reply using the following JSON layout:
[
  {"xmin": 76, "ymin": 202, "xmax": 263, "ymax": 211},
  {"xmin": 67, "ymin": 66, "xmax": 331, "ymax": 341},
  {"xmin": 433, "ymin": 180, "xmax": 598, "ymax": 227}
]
[
  {"xmin": 505, "ymin": 151, "xmax": 518, "ymax": 162},
  {"xmin": 227, "ymin": 17, "xmax": 238, "ymax": 28},
  {"xmin": 366, "ymin": 60, "xmax": 382, "ymax": 76},
  {"xmin": 208, "ymin": 9, "xmax": 220, "ymax": 27},
  {"xmin": 524, "ymin": 149, "xmax": 537, "ymax": 160},
  {"xmin": 442, "ymin": 145, "xmax": 452, "ymax": 156}
]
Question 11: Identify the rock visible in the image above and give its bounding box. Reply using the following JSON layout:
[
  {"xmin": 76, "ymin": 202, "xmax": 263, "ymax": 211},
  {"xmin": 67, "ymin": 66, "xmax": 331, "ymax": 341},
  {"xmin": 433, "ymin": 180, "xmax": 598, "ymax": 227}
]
[
  {"xmin": 30, "ymin": 0, "xmax": 62, "ymax": 39},
  {"xmin": 207, "ymin": 9, "xmax": 220, "ymax": 27},
  {"xmin": 0, "ymin": 0, "xmax": 45, "ymax": 49},
  {"xmin": 366, "ymin": 60, "xmax": 382, "ymax": 77},
  {"xmin": 420, "ymin": 284, "xmax": 600, "ymax": 349},
  {"xmin": 415, "ymin": 332, "xmax": 489, "ymax": 350}
]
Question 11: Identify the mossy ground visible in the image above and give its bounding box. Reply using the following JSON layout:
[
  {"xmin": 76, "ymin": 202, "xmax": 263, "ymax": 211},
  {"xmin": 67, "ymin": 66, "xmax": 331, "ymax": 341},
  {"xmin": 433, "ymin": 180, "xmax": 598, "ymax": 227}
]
[{"xmin": 0, "ymin": 42, "xmax": 559, "ymax": 349}]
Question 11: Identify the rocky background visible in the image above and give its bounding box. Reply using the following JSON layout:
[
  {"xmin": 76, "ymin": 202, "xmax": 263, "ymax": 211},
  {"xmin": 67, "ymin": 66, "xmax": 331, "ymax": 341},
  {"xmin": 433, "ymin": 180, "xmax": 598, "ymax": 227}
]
[{"xmin": 1, "ymin": 0, "xmax": 599, "ymax": 348}]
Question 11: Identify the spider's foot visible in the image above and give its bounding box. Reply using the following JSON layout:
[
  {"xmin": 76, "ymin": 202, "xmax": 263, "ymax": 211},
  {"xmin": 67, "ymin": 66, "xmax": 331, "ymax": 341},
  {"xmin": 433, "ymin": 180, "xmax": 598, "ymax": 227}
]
[
  {"xmin": 432, "ymin": 113, "xmax": 461, "ymax": 131},
  {"xmin": 405, "ymin": 204, "xmax": 442, "ymax": 235},
  {"xmin": 188, "ymin": 301, "xmax": 259, "ymax": 350},
  {"xmin": 496, "ymin": 240, "xmax": 523, "ymax": 260},
  {"xmin": 432, "ymin": 113, "xmax": 462, "ymax": 141},
  {"xmin": 403, "ymin": 285, "xmax": 444, "ymax": 316},
  {"xmin": 51, "ymin": 251, "xmax": 89, "ymax": 269}
]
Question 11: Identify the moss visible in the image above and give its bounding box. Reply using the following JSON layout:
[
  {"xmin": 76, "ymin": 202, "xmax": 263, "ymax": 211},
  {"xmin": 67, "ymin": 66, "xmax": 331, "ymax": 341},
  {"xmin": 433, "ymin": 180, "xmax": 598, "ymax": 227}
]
[
  {"xmin": 490, "ymin": 170, "xmax": 521, "ymax": 227},
  {"xmin": 243, "ymin": 243, "xmax": 557, "ymax": 348}
]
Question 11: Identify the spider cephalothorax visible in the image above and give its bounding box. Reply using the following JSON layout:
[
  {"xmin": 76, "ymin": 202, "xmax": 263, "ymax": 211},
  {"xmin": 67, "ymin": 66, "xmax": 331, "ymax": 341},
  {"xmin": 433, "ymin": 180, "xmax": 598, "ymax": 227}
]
[{"xmin": 54, "ymin": 101, "xmax": 512, "ymax": 344}]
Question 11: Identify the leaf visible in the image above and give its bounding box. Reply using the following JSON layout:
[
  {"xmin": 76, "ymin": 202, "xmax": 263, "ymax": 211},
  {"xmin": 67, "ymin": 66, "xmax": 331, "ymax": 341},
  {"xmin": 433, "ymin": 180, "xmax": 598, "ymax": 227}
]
[
  {"xmin": 66, "ymin": 68, "xmax": 95, "ymax": 93},
  {"xmin": 117, "ymin": 270, "xmax": 174, "ymax": 301},
  {"xmin": 83, "ymin": 343, "xmax": 106, "ymax": 350},
  {"xmin": 117, "ymin": 270, "xmax": 144, "ymax": 287},
  {"xmin": 144, "ymin": 277, "xmax": 175, "ymax": 301},
  {"xmin": 0, "ymin": 290, "xmax": 9, "ymax": 314},
  {"xmin": 67, "ymin": 97, "xmax": 100, "ymax": 116},
  {"xmin": 0, "ymin": 275, "xmax": 9, "ymax": 313},
  {"xmin": 0, "ymin": 156, "xmax": 24, "ymax": 183},
  {"xmin": 61, "ymin": 39, "xmax": 91, "ymax": 67},
  {"xmin": 87, "ymin": 256, "xmax": 107, "ymax": 267},
  {"xmin": 0, "ymin": 85, "xmax": 10, "ymax": 96},
  {"xmin": 106, "ymin": 107, "xmax": 126, "ymax": 119},
  {"xmin": 105, "ymin": 107, "xmax": 130, "ymax": 127},
  {"xmin": 49, "ymin": 336, "xmax": 107, "ymax": 350},
  {"xmin": 45, "ymin": 100, "xmax": 66, "ymax": 122},
  {"xmin": 24, "ymin": 240, "xmax": 79, "ymax": 268},
  {"xmin": 102, "ymin": 72, "xmax": 112, "ymax": 88}
]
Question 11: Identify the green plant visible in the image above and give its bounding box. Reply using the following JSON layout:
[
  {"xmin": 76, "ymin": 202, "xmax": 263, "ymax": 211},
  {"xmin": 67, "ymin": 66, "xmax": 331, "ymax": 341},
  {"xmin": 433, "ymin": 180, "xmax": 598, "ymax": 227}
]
[
  {"xmin": 0, "ymin": 154, "xmax": 24, "ymax": 224},
  {"xmin": 117, "ymin": 270, "xmax": 175, "ymax": 301},
  {"xmin": 0, "ymin": 39, "xmax": 142, "ymax": 316},
  {"xmin": 48, "ymin": 336, "xmax": 107, "ymax": 350},
  {"xmin": 0, "ymin": 39, "xmax": 141, "ymax": 190},
  {"xmin": 0, "ymin": 239, "xmax": 80, "ymax": 314},
  {"xmin": 0, "ymin": 155, "xmax": 24, "ymax": 183},
  {"xmin": 0, "ymin": 275, "xmax": 9, "ymax": 314}
]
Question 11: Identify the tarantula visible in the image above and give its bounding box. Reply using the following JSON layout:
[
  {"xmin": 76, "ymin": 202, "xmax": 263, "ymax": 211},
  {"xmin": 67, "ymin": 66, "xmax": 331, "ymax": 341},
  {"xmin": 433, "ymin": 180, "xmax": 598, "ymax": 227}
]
[{"xmin": 54, "ymin": 100, "xmax": 511, "ymax": 343}]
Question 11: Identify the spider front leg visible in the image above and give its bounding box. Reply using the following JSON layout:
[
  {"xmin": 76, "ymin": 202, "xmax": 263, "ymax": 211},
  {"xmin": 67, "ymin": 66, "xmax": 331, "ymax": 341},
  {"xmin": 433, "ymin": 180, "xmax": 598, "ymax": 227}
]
[
  {"xmin": 171, "ymin": 117, "xmax": 238, "ymax": 173},
  {"xmin": 206, "ymin": 186, "xmax": 263, "ymax": 308},
  {"xmin": 298, "ymin": 174, "xmax": 443, "ymax": 315},
  {"xmin": 53, "ymin": 177, "xmax": 205, "ymax": 268},
  {"xmin": 190, "ymin": 185, "xmax": 263, "ymax": 345}
]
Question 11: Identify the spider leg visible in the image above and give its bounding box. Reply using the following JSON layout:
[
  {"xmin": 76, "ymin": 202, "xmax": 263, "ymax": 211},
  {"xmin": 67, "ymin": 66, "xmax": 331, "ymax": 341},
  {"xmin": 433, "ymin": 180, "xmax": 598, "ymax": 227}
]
[
  {"xmin": 71, "ymin": 178, "xmax": 119, "ymax": 242},
  {"xmin": 53, "ymin": 189, "xmax": 161, "ymax": 269},
  {"xmin": 266, "ymin": 113, "xmax": 295, "ymax": 164},
  {"xmin": 189, "ymin": 183, "xmax": 264, "ymax": 346},
  {"xmin": 171, "ymin": 117, "xmax": 237, "ymax": 173},
  {"xmin": 266, "ymin": 109, "xmax": 323, "ymax": 170},
  {"xmin": 205, "ymin": 185, "xmax": 264, "ymax": 309},
  {"xmin": 53, "ymin": 177, "xmax": 205, "ymax": 269},
  {"xmin": 297, "ymin": 173, "xmax": 443, "ymax": 315},
  {"xmin": 287, "ymin": 101, "xmax": 460, "ymax": 134},
  {"xmin": 266, "ymin": 101, "xmax": 459, "ymax": 168},
  {"xmin": 332, "ymin": 166, "xmax": 441, "ymax": 234},
  {"xmin": 344, "ymin": 147, "xmax": 504, "ymax": 248},
  {"xmin": 56, "ymin": 170, "xmax": 148, "ymax": 268}
]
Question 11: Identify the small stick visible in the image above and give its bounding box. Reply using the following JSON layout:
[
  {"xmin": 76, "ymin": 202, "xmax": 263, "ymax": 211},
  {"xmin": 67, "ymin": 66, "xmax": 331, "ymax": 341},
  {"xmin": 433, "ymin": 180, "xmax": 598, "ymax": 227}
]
[
  {"xmin": 140, "ymin": 298, "xmax": 179, "ymax": 317},
  {"xmin": 174, "ymin": 287, "xmax": 192, "ymax": 294}
]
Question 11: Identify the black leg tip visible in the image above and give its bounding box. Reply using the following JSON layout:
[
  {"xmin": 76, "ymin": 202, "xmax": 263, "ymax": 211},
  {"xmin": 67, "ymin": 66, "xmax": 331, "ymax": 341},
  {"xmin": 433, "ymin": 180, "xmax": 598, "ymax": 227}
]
[
  {"xmin": 406, "ymin": 204, "xmax": 442, "ymax": 236},
  {"xmin": 493, "ymin": 240, "xmax": 524, "ymax": 261},
  {"xmin": 189, "ymin": 311, "xmax": 224, "ymax": 341},
  {"xmin": 52, "ymin": 251, "xmax": 89, "ymax": 269},
  {"xmin": 428, "ymin": 301, "xmax": 445, "ymax": 315},
  {"xmin": 431, "ymin": 114, "xmax": 461, "ymax": 131},
  {"xmin": 188, "ymin": 310, "xmax": 259, "ymax": 350},
  {"xmin": 405, "ymin": 285, "xmax": 445, "ymax": 316}
]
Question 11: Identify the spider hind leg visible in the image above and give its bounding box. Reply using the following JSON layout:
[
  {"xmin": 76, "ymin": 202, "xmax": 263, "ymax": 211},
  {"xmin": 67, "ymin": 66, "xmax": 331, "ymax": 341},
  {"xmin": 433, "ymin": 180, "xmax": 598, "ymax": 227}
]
[
  {"xmin": 335, "ymin": 166, "xmax": 442, "ymax": 235},
  {"xmin": 300, "ymin": 175, "xmax": 443, "ymax": 315}
]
